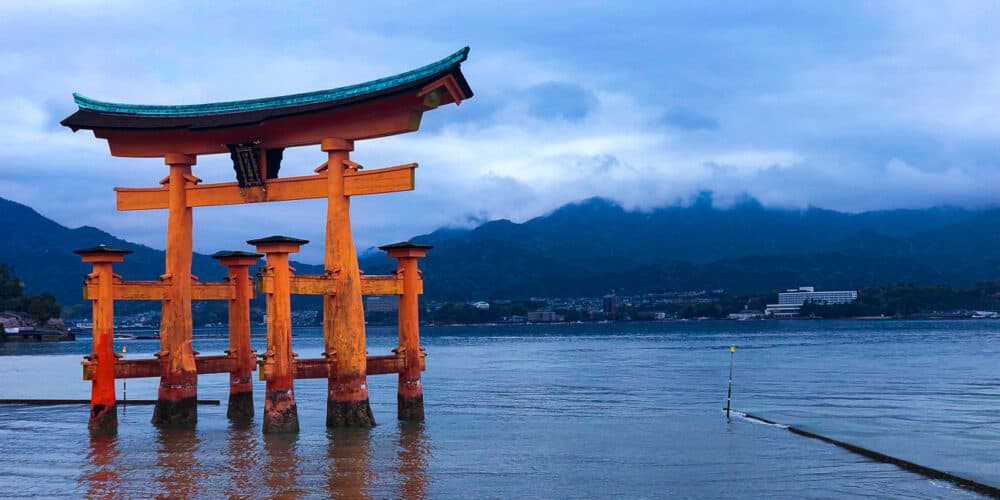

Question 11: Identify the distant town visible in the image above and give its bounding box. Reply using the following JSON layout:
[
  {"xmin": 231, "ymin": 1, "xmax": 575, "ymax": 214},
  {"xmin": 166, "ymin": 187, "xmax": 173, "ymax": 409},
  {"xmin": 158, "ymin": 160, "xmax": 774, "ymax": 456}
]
[{"xmin": 46, "ymin": 282, "xmax": 1000, "ymax": 334}]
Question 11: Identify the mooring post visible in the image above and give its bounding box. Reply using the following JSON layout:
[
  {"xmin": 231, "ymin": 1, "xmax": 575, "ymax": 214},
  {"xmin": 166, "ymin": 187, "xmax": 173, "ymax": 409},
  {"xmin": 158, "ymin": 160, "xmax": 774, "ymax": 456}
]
[
  {"xmin": 726, "ymin": 345, "xmax": 735, "ymax": 420},
  {"xmin": 75, "ymin": 245, "xmax": 133, "ymax": 435},
  {"xmin": 212, "ymin": 251, "xmax": 262, "ymax": 421},
  {"xmin": 321, "ymin": 138, "xmax": 375, "ymax": 428},
  {"xmin": 152, "ymin": 153, "xmax": 199, "ymax": 428},
  {"xmin": 380, "ymin": 242, "xmax": 432, "ymax": 421},
  {"xmin": 250, "ymin": 236, "xmax": 307, "ymax": 433}
]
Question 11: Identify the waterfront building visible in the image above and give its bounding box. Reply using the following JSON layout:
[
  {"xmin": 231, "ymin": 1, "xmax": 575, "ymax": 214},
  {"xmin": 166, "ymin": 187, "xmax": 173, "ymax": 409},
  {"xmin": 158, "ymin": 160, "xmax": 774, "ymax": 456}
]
[
  {"xmin": 602, "ymin": 293, "xmax": 617, "ymax": 314},
  {"xmin": 765, "ymin": 286, "xmax": 858, "ymax": 318},
  {"xmin": 527, "ymin": 311, "xmax": 564, "ymax": 322}
]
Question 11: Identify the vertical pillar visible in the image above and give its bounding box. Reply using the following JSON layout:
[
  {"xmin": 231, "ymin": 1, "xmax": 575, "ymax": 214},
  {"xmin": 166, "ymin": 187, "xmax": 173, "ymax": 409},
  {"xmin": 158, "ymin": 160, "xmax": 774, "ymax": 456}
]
[
  {"xmin": 321, "ymin": 138, "xmax": 374, "ymax": 427},
  {"xmin": 153, "ymin": 153, "xmax": 199, "ymax": 427},
  {"xmin": 75, "ymin": 245, "xmax": 132, "ymax": 435},
  {"xmin": 212, "ymin": 251, "xmax": 262, "ymax": 421},
  {"xmin": 250, "ymin": 236, "xmax": 307, "ymax": 433},
  {"xmin": 379, "ymin": 242, "xmax": 432, "ymax": 421}
]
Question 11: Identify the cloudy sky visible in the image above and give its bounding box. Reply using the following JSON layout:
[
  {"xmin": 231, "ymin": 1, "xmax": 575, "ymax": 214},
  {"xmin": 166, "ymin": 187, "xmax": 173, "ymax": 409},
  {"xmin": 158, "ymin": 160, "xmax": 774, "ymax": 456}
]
[{"xmin": 2, "ymin": 1, "xmax": 999, "ymax": 263}]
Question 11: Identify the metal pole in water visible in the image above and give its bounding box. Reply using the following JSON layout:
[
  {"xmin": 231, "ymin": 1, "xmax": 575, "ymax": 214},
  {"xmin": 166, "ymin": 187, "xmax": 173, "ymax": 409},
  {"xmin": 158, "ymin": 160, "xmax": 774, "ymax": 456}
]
[
  {"xmin": 726, "ymin": 345, "xmax": 735, "ymax": 420},
  {"xmin": 122, "ymin": 346, "xmax": 127, "ymax": 410}
]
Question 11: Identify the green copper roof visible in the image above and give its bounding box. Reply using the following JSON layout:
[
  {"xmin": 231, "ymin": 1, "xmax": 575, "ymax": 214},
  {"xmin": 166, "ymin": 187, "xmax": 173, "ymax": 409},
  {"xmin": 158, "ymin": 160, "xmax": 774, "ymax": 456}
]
[{"xmin": 73, "ymin": 47, "xmax": 470, "ymax": 117}]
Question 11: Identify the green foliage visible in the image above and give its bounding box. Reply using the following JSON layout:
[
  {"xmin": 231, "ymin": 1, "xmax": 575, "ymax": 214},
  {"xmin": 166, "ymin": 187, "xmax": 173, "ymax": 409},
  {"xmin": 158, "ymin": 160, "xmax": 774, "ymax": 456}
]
[
  {"xmin": 800, "ymin": 282, "xmax": 1000, "ymax": 318},
  {"xmin": 426, "ymin": 300, "xmax": 548, "ymax": 324},
  {"xmin": 0, "ymin": 265, "xmax": 61, "ymax": 321}
]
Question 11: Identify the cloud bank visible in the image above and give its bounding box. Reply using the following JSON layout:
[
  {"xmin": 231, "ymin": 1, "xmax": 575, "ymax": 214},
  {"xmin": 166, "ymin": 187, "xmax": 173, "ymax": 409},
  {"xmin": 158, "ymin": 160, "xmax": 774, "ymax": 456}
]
[{"xmin": 1, "ymin": 2, "xmax": 999, "ymax": 263}]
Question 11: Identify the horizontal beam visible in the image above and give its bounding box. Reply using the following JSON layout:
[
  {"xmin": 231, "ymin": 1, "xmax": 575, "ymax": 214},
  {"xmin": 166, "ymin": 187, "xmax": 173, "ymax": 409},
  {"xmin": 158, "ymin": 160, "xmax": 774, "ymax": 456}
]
[
  {"xmin": 293, "ymin": 354, "xmax": 426, "ymax": 379},
  {"xmin": 84, "ymin": 355, "xmax": 240, "ymax": 380},
  {"xmin": 84, "ymin": 353, "xmax": 424, "ymax": 380},
  {"xmin": 258, "ymin": 274, "xmax": 416, "ymax": 296},
  {"xmin": 83, "ymin": 281, "xmax": 252, "ymax": 301},
  {"xmin": 83, "ymin": 281, "xmax": 166, "ymax": 301},
  {"xmin": 192, "ymin": 282, "xmax": 250, "ymax": 301},
  {"xmin": 115, "ymin": 163, "xmax": 416, "ymax": 211},
  {"xmin": 194, "ymin": 354, "xmax": 236, "ymax": 374}
]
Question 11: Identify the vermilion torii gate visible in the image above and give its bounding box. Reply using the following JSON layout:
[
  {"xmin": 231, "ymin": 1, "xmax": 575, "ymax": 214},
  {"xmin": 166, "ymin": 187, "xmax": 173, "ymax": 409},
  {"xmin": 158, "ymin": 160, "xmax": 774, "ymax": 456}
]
[{"xmin": 62, "ymin": 48, "xmax": 473, "ymax": 434}]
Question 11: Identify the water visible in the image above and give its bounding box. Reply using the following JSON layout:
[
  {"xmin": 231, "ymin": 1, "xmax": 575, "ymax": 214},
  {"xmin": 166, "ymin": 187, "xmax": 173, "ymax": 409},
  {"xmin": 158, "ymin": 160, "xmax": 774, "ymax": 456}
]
[{"xmin": 0, "ymin": 320, "xmax": 996, "ymax": 498}]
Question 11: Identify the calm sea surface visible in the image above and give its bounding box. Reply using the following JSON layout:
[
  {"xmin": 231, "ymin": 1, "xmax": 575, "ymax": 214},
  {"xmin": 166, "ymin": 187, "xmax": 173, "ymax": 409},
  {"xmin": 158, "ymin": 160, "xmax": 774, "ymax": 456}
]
[{"xmin": 0, "ymin": 320, "xmax": 997, "ymax": 498}]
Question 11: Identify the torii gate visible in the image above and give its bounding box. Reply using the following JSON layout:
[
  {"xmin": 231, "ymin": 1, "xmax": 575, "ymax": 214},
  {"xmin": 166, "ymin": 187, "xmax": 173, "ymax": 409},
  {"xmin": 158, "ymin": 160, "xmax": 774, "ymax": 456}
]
[{"xmin": 62, "ymin": 48, "xmax": 473, "ymax": 434}]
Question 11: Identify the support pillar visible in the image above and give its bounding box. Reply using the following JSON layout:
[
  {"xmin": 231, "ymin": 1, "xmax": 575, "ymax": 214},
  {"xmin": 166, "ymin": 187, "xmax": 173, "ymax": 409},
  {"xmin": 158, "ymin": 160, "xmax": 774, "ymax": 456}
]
[
  {"xmin": 380, "ymin": 242, "xmax": 432, "ymax": 421},
  {"xmin": 153, "ymin": 153, "xmax": 199, "ymax": 428},
  {"xmin": 250, "ymin": 236, "xmax": 307, "ymax": 433},
  {"xmin": 212, "ymin": 251, "xmax": 262, "ymax": 421},
  {"xmin": 321, "ymin": 138, "xmax": 374, "ymax": 427},
  {"xmin": 75, "ymin": 245, "xmax": 132, "ymax": 436}
]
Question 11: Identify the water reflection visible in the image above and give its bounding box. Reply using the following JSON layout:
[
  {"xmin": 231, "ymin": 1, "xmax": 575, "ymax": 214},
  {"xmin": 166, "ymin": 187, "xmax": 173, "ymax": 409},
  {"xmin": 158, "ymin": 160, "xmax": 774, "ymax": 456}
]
[
  {"xmin": 396, "ymin": 422, "xmax": 432, "ymax": 500},
  {"xmin": 225, "ymin": 422, "xmax": 261, "ymax": 498},
  {"xmin": 264, "ymin": 433, "xmax": 303, "ymax": 497},
  {"xmin": 155, "ymin": 428, "xmax": 203, "ymax": 497},
  {"xmin": 327, "ymin": 428, "xmax": 374, "ymax": 498},
  {"xmin": 82, "ymin": 434, "xmax": 121, "ymax": 497}
]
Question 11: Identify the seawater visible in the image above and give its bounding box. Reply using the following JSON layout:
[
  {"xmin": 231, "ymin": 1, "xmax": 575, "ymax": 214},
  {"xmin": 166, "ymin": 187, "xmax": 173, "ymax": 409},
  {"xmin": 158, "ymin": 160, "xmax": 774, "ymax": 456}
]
[{"xmin": 0, "ymin": 320, "xmax": 996, "ymax": 498}]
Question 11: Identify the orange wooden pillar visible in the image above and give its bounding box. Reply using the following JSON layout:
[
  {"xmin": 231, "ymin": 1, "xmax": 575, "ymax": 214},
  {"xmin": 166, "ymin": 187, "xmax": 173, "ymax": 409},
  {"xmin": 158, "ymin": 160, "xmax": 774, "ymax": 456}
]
[
  {"xmin": 75, "ymin": 245, "xmax": 132, "ymax": 435},
  {"xmin": 213, "ymin": 251, "xmax": 261, "ymax": 421},
  {"xmin": 250, "ymin": 236, "xmax": 307, "ymax": 433},
  {"xmin": 380, "ymin": 242, "xmax": 431, "ymax": 421},
  {"xmin": 321, "ymin": 138, "xmax": 374, "ymax": 427},
  {"xmin": 152, "ymin": 153, "xmax": 199, "ymax": 427}
]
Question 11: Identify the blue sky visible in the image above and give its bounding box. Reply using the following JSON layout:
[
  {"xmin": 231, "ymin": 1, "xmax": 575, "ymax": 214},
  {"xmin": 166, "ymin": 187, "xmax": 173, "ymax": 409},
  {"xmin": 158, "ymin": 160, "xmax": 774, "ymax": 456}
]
[{"xmin": 1, "ymin": 1, "xmax": 999, "ymax": 263}]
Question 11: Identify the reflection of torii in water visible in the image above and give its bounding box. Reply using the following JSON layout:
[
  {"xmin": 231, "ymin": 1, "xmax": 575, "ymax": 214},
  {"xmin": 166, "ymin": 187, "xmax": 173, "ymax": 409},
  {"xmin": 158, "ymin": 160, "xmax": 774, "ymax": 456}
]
[{"xmin": 64, "ymin": 47, "xmax": 474, "ymax": 434}]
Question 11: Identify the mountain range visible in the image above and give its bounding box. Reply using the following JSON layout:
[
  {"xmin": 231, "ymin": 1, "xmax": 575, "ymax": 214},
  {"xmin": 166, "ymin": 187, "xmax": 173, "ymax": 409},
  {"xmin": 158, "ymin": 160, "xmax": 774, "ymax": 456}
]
[{"xmin": 1, "ymin": 195, "xmax": 998, "ymax": 310}]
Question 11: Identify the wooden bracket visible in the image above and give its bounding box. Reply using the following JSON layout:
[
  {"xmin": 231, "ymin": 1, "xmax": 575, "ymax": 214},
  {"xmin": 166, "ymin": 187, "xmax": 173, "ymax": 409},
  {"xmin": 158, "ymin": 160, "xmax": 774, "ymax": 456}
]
[{"xmin": 418, "ymin": 74, "xmax": 465, "ymax": 106}]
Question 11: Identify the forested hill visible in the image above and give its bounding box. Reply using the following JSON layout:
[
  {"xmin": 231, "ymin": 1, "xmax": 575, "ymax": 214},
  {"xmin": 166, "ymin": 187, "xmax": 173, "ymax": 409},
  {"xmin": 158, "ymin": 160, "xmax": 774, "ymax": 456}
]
[
  {"xmin": 3, "ymin": 195, "xmax": 1000, "ymax": 308},
  {"xmin": 358, "ymin": 196, "xmax": 1000, "ymax": 299},
  {"xmin": 0, "ymin": 197, "xmax": 324, "ymax": 312}
]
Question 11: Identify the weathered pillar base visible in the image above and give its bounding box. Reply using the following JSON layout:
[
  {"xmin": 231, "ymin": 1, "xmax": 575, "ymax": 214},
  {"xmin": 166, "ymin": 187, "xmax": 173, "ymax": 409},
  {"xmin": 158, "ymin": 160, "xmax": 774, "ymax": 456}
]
[
  {"xmin": 398, "ymin": 393, "xmax": 424, "ymax": 422},
  {"xmin": 263, "ymin": 393, "xmax": 299, "ymax": 434},
  {"xmin": 227, "ymin": 391, "xmax": 254, "ymax": 421},
  {"xmin": 327, "ymin": 399, "xmax": 375, "ymax": 427},
  {"xmin": 88, "ymin": 403, "xmax": 118, "ymax": 436},
  {"xmin": 152, "ymin": 397, "xmax": 198, "ymax": 428},
  {"xmin": 327, "ymin": 376, "xmax": 375, "ymax": 427},
  {"xmin": 152, "ymin": 379, "xmax": 198, "ymax": 428}
]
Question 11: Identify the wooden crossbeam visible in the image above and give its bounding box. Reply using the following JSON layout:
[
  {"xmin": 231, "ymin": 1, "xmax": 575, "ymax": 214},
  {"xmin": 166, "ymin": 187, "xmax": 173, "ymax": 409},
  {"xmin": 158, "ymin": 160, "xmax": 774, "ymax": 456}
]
[
  {"xmin": 83, "ymin": 281, "xmax": 252, "ymax": 301},
  {"xmin": 83, "ymin": 281, "xmax": 165, "ymax": 300},
  {"xmin": 115, "ymin": 163, "xmax": 417, "ymax": 211},
  {"xmin": 83, "ymin": 353, "xmax": 422, "ymax": 380},
  {"xmin": 256, "ymin": 274, "xmax": 417, "ymax": 296},
  {"xmin": 292, "ymin": 354, "xmax": 425, "ymax": 379},
  {"xmin": 192, "ymin": 282, "xmax": 250, "ymax": 300}
]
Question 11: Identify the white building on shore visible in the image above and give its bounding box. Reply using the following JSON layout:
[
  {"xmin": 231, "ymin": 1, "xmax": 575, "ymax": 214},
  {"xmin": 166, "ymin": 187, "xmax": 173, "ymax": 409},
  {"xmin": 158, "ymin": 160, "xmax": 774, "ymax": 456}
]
[{"xmin": 765, "ymin": 286, "xmax": 858, "ymax": 318}]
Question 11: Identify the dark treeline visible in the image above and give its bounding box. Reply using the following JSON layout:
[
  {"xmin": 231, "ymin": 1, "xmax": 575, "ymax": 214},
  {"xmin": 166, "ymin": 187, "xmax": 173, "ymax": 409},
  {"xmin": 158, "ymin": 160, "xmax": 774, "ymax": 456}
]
[
  {"xmin": 800, "ymin": 282, "xmax": 1000, "ymax": 318},
  {"xmin": 0, "ymin": 265, "xmax": 61, "ymax": 322},
  {"xmin": 417, "ymin": 300, "xmax": 549, "ymax": 325}
]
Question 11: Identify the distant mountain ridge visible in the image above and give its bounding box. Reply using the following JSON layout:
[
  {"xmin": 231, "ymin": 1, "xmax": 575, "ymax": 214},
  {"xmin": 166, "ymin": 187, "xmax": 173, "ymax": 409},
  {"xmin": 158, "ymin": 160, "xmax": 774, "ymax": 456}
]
[
  {"xmin": 2, "ymin": 195, "xmax": 999, "ymax": 308},
  {"xmin": 359, "ymin": 196, "xmax": 1000, "ymax": 298},
  {"xmin": 0, "ymin": 197, "xmax": 322, "ymax": 312}
]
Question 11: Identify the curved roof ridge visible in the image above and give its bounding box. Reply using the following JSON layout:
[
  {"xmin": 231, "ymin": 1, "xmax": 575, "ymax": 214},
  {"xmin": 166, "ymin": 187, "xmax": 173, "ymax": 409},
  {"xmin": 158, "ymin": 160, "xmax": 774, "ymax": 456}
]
[{"xmin": 73, "ymin": 47, "xmax": 469, "ymax": 117}]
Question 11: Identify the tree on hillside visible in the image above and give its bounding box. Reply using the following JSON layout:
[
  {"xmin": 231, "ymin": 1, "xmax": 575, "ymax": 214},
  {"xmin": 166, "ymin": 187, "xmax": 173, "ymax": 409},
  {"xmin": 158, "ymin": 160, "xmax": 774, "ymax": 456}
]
[{"xmin": 0, "ymin": 265, "xmax": 61, "ymax": 321}]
